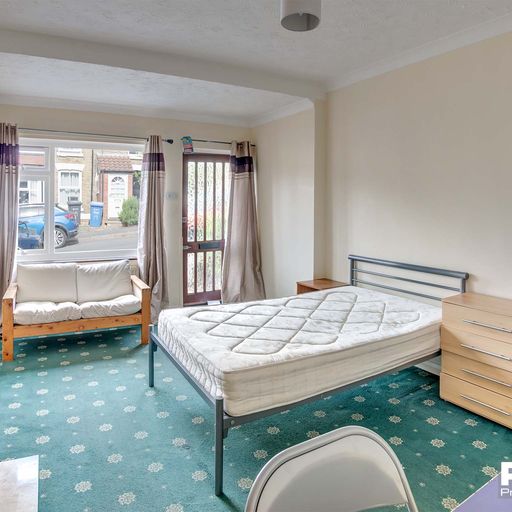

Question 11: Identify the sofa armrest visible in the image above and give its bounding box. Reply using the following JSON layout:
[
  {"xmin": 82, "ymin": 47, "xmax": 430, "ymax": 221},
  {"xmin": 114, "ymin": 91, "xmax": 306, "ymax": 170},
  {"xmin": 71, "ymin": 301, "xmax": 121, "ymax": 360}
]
[
  {"xmin": 131, "ymin": 275, "xmax": 151, "ymax": 344},
  {"xmin": 2, "ymin": 282, "xmax": 17, "ymax": 324},
  {"xmin": 2, "ymin": 283, "xmax": 17, "ymax": 360},
  {"xmin": 131, "ymin": 275, "xmax": 150, "ymax": 299},
  {"xmin": 3, "ymin": 283, "xmax": 17, "ymax": 303}
]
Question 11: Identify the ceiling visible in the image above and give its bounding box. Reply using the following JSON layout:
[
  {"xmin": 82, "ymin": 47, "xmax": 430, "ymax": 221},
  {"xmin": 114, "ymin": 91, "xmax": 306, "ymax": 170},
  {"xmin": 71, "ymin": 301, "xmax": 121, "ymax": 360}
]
[
  {"xmin": 0, "ymin": 53, "xmax": 303, "ymax": 126},
  {"xmin": 1, "ymin": 0, "xmax": 512, "ymax": 125}
]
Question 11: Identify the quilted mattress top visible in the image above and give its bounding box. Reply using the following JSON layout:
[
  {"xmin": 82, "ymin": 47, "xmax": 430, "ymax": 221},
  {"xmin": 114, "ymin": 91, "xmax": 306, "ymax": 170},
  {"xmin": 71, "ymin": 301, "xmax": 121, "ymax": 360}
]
[{"xmin": 158, "ymin": 286, "xmax": 441, "ymax": 374}]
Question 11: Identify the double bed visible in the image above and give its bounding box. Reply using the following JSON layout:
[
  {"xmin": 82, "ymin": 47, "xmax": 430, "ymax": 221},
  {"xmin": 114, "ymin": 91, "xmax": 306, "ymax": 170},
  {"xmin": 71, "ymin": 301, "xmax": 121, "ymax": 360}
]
[{"xmin": 149, "ymin": 255, "xmax": 469, "ymax": 495}]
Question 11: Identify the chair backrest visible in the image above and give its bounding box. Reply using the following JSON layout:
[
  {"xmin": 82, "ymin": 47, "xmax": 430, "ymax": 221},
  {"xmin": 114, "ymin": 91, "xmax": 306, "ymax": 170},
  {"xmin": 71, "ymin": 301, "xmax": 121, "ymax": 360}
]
[{"xmin": 245, "ymin": 426, "xmax": 418, "ymax": 512}]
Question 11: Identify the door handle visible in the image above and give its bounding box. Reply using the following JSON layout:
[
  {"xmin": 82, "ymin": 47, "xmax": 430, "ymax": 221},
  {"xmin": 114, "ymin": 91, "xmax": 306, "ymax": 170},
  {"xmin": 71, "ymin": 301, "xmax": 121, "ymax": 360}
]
[{"xmin": 183, "ymin": 245, "xmax": 191, "ymax": 250}]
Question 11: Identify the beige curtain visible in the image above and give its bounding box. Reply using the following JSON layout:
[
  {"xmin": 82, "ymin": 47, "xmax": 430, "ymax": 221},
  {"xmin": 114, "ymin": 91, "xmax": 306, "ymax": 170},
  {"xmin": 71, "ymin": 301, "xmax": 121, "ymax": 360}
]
[
  {"xmin": 0, "ymin": 123, "xmax": 19, "ymax": 323},
  {"xmin": 221, "ymin": 141, "xmax": 265, "ymax": 303},
  {"xmin": 137, "ymin": 135, "xmax": 168, "ymax": 322}
]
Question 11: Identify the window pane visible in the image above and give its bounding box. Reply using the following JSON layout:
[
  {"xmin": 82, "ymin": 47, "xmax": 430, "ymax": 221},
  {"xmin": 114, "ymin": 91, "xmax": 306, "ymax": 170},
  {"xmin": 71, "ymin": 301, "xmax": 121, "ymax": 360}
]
[
  {"xmin": 196, "ymin": 163, "xmax": 205, "ymax": 242},
  {"xmin": 56, "ymin": 147, "xmax": 142, "ymax": 255},
  {"xmin": 215, "ymin": 163, "xmax": 223, "ymax": 240},
  {"xmin": 206, "ymin": 162, "xmax": 214, "ymax": 241},
  {"xmin": 18, "ymin": 179, "xmax": 46, "ymax": 252},
  {"xmin": 187, "ymin": 163, "xmax": 195, "ymax": 242},
  {"xmin": 187, "ymin": 253, "xmax": 195, "ymax": 294},
  {"xmin": 205, "ymin": 251, "xmax": 213, "ymax": 292},
  {"xmin": 19, "ymin": 146, "xmax": 47, "ymax": 170},
  {"xmin": 196, "ymin": 252, "xmax": 204, "ymax": 292},
  {"xmin": 214, "ymin": 251, "xmax": 222, "ymax": 291}
]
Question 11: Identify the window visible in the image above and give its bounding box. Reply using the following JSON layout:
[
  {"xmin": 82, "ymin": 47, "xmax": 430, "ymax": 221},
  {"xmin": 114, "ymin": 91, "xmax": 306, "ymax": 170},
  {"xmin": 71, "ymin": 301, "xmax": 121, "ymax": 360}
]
[
  {"xmin": 18, "ymin": 138, "xmax": 144, "ymax": 262},
  {"xmin": 58, "ymin": 170, "xmax": 82, "ymax": 204},
  {"xmin": 19, "ymin": 179, "xmax": 44, "ymax": 205}
]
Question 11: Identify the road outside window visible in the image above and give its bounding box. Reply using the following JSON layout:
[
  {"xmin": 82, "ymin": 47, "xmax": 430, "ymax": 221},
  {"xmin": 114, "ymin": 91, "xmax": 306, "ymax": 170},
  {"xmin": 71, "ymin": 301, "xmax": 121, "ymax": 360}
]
[{"xmin": 18, "ymin": 140, "xmax": 144, "ymax": 261}]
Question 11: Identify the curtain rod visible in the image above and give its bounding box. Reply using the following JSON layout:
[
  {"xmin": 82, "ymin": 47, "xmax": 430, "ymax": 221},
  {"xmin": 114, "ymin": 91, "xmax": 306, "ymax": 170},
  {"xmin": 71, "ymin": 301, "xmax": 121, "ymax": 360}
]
[
  {"xmin": 191, "ymin": 138, "xmax": 255, "ymax": 147},
  {"xmin": 19, "ymin": 127, "xmax": 175, "ymax": 144},
  {"xmin": 18, "ymin": 128, "xmax": 254, "ymax": 147}
]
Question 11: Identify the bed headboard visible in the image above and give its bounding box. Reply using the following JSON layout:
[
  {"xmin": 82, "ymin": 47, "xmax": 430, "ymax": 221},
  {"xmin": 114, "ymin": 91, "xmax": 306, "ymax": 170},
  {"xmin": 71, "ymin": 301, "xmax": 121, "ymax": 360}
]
[{"xmin": 348, "ymin": 255, "xmax": 469, "ymax": 301}]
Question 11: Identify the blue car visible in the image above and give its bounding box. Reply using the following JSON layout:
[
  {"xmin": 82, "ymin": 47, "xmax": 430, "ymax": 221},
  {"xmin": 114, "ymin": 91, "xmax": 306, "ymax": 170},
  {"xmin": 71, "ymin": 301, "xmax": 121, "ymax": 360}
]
[
  {"xmin": 19, "ymin": 204, "xmax": 79, "ymax": 248},
  {"xmin": 18, "ymin": 221, "xmax": 43, "ymax": 249}
]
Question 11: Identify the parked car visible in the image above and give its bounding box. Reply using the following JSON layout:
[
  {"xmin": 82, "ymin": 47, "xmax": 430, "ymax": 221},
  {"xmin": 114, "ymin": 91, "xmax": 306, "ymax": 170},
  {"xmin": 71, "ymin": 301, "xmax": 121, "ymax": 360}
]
[
  {"xmin": 19, "ymin": 204, "xmax": 79, "ymax": 248},
  {"xmin": 18, "ymin": 221, "xmax": 43, "ymax": 250}
]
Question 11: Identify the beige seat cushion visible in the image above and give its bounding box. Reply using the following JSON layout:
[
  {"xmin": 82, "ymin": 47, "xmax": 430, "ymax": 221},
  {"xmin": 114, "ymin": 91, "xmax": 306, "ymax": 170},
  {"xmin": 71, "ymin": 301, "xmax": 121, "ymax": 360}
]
[
  {"xmin": 17, "ymin": 263, "xmax": 78, "ymax": 303},
  {"xmin": 79, "ymin": 294, "xmax": 141, "ymax": 319},
  {"xmin": 14, "ymin": 301, "xmax": 81, "ymax": 325},
  {"xmin": 77, "ymin": 260, "xmax": 133, "ymax": 303}
]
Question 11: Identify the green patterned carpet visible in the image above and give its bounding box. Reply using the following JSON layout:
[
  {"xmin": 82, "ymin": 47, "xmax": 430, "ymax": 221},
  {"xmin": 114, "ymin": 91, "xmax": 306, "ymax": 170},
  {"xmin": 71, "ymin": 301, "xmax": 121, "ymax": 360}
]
[{"xmin": 1, "ymin": 327, "xmax": 511, "ymax": 512}]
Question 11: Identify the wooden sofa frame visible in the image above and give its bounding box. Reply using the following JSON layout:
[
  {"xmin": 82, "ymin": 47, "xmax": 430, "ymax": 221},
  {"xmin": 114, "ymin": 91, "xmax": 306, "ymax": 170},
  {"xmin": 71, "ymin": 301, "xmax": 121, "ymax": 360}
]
[{"xmin": 2, "ymin": 275, "xmax": 150, "ymax": 361}]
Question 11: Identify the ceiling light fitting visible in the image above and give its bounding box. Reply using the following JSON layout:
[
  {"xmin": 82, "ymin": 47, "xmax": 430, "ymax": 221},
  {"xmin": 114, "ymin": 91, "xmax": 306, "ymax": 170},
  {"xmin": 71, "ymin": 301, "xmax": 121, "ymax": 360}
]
[{"xmin": 280, "ymin": 0, "xmax": 321, "ymax": 32}]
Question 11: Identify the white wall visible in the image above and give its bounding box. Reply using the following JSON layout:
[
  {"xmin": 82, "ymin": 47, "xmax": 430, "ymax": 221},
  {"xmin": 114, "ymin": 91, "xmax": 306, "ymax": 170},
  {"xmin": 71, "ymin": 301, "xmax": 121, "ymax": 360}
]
[
  {"xmin": 252, "ymin": 108, "xmax": 316, "ymax": 298},
  {"xmin": 0, "ymin": 103, "xmax": 251, "ymax": 307},
  {"xmin": 325, "ymin": 32, "xmax": 512, "ymax": 298}
]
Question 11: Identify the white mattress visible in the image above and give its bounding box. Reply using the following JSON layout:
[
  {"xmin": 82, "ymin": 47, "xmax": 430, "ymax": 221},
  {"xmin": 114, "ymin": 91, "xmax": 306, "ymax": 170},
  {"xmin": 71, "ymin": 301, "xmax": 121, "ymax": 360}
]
[{"xmin": 157, "ymin": 286, "xmax": 441, "ymax": 416}]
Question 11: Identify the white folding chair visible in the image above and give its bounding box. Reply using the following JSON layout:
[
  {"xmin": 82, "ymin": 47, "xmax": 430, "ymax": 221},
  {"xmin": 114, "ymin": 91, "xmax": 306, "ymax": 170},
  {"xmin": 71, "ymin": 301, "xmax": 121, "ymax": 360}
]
[{"xmin": 245, "ymin": 426, "xmax": 418, "ymax": 512}]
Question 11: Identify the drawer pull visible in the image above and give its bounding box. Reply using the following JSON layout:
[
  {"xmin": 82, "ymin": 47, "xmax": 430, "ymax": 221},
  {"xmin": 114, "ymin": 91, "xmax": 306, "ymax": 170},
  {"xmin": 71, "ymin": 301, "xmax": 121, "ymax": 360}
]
[
  {"xmin": 460, "ymin": 394, "xmax": 510, "ymax": 416},
  {"xmin": 463, "ymin": 319, "xmax": 512, "ymax": 334},
  {"xmin": 461, "ymin": 368, "xmax": 512, "ymax": 388},
  {"xmin": 460, "ymin": 343, "xmax": 512, "ymax": 361}
]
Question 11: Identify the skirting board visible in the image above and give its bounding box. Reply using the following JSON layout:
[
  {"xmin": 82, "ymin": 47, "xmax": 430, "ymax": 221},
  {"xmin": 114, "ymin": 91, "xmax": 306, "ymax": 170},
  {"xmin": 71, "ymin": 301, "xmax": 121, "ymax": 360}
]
[{"xmin": 416, "ymin": 356, "xmax": 441, "ymax": 376}]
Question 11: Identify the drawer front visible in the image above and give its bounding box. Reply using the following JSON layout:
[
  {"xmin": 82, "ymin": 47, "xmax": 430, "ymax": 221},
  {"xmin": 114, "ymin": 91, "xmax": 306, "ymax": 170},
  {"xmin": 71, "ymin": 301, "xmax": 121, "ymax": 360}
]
[
  {"xmin": 441, "ymin": 352, "xmax": 512, "ymax": 398},
  {"xmin": 443, "ymin": 303, "xmax": 512, "ymax": 343},
  {"xmin": 440, "ymin": 373, "xmax": 512, "ymax": 428},
  {"xmin": 297, "ymin": 284, "xmax": 314, "ymax": 294},
  {"xmin": 441, "ymin": 326, "xmax": 512, "ymax": 372}
]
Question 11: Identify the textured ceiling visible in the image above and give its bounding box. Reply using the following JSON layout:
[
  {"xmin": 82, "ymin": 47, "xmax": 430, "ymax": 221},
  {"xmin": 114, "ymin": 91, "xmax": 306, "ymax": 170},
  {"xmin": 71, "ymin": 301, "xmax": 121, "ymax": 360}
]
[
  {"xmin": 0, "ymin": 53, "xmax": 303, "ymax": 125},
  {"xmin": 1, "ymin": 0, "xmax": 512, "ymax": 83},
  {"xmin": 1, "ymin": 0, "xmax": 512, "ymax": 123}
]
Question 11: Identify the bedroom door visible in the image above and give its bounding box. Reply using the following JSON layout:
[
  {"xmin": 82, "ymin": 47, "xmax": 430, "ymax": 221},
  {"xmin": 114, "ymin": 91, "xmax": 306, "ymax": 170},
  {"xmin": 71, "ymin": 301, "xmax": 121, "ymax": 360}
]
[{"xmin": 182, "ymin": 153, "xmax": 230, "ymax": 305}]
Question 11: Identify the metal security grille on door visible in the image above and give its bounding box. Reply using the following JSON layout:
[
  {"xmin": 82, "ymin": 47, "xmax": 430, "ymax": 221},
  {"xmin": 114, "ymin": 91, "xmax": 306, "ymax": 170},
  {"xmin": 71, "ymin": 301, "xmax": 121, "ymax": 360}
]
[{"xmin": 182, "ymin": 154, "xmax": 230, "ymax": 305}]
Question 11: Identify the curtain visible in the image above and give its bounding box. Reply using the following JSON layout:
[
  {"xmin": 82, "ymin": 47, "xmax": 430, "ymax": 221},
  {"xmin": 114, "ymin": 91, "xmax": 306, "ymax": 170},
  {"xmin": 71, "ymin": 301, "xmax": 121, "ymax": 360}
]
[
  {"xmin": 0, "ymin": 123, "xmax": 19, "ymax": 322},
  {"xmin": 137, "ymin": 135, "xmax": 168, "ymax": 322},
  {"xmin": 221, "ymin": 141, "xmax": 265, "ymax": 303}
]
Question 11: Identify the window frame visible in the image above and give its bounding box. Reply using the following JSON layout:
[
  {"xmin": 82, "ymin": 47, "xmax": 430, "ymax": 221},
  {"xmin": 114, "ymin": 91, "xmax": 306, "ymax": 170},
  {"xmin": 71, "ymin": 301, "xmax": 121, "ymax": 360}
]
[{"xmin": 18, "ymin": 137, "xmax": 145, "ymax": 263}]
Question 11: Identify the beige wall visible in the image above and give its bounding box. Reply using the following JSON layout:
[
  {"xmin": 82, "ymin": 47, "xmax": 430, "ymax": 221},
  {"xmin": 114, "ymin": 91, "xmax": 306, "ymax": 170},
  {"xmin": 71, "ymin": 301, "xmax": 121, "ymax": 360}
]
[
  {"xmin": 252, "ymin": 108, "xmax": 316, "ymax": 298},
  {"xmin": 0, "ymin": 103, "xmax": 250, "ymax": 307},
  {"xmin": 6, "ymin": 30, "xmax": 512, "ymax": 308},
  {"xmin": 325, "ymin": 32, "xmax": 512, "ymax": 299}
]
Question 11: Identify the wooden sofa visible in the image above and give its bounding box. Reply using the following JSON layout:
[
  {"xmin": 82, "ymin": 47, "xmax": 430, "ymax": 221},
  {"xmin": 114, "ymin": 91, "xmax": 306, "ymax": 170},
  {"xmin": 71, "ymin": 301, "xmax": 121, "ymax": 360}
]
[{"xmin": 2, "ymin": 260, "xmax": 150, "ymax": 361}]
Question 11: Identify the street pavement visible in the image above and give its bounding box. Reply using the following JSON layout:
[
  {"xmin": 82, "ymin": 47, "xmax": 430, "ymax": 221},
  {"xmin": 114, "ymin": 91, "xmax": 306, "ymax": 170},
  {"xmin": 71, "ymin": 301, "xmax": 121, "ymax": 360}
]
[{"xmin": 59, "ymin": 224, "xmax": 138, "ymax": 252}]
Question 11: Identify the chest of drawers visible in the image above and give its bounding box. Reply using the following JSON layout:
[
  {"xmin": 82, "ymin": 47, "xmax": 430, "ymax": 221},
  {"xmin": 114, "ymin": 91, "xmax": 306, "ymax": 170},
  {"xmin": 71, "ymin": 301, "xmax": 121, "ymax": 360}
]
[{"xmin": 440, "ymin": 293, "xmax": 512, "ymax": 428}]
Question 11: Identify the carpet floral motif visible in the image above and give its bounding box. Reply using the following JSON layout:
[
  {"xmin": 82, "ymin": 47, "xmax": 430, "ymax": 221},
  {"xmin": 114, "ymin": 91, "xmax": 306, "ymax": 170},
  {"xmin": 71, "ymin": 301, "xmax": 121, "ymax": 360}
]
[{"xmin": 1, "ymin": 327, "xmax": 511, "ymax": 511}]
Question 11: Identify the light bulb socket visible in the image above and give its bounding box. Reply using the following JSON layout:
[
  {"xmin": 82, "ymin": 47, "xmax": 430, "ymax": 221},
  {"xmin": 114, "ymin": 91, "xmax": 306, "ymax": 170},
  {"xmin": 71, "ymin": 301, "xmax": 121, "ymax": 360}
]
[{"xmin": 281, "ymin": 0, "xmax": 321, "ymax": 32}]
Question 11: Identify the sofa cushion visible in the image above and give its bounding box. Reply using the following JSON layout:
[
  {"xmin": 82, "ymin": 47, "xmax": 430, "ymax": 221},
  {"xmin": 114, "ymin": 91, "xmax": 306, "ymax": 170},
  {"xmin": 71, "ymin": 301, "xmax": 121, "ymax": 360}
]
[
  {"xmin": 17, "ymin": 263, "xmax": 78, "ymax": 303},
  {"xmin": 79, "ymin": 294, "xmax": 141, "ymax": 319},
  {"xmin": 14, "ymin": 301, "xmax": 81, "ymax": 325},
  {"xmin": 77, "ymin": 260, "xmax": 133, "ymax": 303}
]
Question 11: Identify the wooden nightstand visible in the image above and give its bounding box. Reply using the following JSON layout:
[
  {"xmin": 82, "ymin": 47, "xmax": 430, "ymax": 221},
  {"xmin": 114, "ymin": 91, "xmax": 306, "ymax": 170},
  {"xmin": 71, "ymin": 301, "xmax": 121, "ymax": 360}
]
[
  {"xmin": 440, "ymin": 292, "xmax": 512, "ymax": 428},
  {"xmin": 296, "ymin": 278, "xmax": 348, "ymax": 295}
]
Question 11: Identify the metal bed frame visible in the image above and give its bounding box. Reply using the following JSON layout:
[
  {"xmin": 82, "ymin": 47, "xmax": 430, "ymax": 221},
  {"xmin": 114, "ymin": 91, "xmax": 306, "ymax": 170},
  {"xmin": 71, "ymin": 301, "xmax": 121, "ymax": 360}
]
[{"xmin": 149, "ymin": 255, "xmax": 469, "ymax": 496}]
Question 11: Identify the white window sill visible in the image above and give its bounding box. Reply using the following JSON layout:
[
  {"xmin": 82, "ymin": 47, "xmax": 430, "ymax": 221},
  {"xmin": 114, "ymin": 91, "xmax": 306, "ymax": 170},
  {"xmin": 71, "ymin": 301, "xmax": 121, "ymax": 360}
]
[{"xmin": 17, "ymin": 250, "xmax": 137, "ymax": 264}]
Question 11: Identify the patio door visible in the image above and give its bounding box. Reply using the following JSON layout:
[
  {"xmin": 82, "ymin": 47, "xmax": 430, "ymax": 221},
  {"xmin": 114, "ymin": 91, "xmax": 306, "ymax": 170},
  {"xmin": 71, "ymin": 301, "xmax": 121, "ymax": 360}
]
[{"xmin": 183, "ymin": 154, "xmax": 230, "ymax": 305}]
